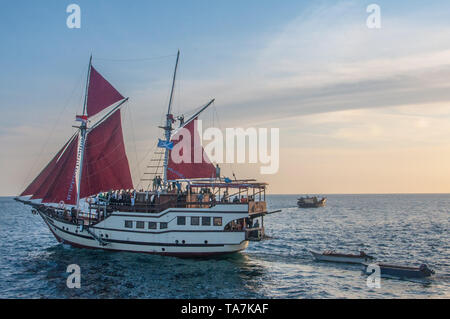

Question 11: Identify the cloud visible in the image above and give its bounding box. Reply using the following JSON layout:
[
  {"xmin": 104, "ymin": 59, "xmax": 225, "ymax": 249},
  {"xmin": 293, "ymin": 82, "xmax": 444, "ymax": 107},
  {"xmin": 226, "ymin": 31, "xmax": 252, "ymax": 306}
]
[{"xmin": 169, "ymin": 1, "xmax": 450, "ymax": 128}]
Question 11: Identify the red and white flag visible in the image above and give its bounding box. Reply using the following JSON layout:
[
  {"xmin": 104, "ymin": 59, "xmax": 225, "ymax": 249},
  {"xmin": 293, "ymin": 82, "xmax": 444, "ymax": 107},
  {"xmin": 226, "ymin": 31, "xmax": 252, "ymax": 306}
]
[{"xmin": 75, "ymin": 115, "xmax": 88, "ymax": 124}]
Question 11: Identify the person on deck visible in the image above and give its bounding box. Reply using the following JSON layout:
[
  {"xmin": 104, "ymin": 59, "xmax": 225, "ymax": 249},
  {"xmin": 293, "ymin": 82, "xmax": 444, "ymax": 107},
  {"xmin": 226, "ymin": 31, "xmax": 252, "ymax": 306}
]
[
  {"xmin": 175, "ymin": 181, "xmax": 182, "ymax": 194},
  {"xmin": 152, "ymin": 176, "xmax": 157, "ymax": 191},
  {"xmin": 118, "ymin": 191, "xmax": 123, "ymax": 205},
  {"xmin": 215, "ymin": 164, "xmax": 221, "ymax": 180},
  {"xmin": 131, "ymin": 193, "xmax": 135, "ymax": 206},
  {"xmin": 197, "ymin": 193, "xmax": 204, "ymax": 204},
  {"xmin": 156, "ymin": 176, "xmax": 162, "ymax": 191}
]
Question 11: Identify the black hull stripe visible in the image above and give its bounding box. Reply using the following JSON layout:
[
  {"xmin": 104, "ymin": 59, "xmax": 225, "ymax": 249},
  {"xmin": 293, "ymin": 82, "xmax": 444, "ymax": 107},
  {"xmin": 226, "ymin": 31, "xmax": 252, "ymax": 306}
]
[
  {"xmin": 110, "ymin": 209, "xmax": 249, "ymax": 219},
  {"xmin": 39, "ymin": 208, "xmax": 246, "ymax": 235},
  {"xmin": 91, "ymin": 226, "xmax": 245, "ymax": 235}
]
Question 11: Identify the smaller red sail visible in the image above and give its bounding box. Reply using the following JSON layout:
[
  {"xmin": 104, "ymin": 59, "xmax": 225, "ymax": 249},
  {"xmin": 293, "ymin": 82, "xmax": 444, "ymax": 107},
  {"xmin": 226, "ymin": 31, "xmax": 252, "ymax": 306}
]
[
  {"xmin": 38, "ymin": 136, "xmax": 79, "ymax": 205},
  {"xmin": 86, "ymin": 66, "xmax": 124, "ymax": 118},
  {"xmin": 31, "ymin": 136, "xmax": 78, "ymax": 202},
  {"xmin": 168, "ymin": 118, "xmax": 216, "ymax": 180},
  {"xmin": 80, "ymin": 110, "xmax": 133, "ymax": 199},
  {"xmin": 20, "ymin": 136, "xmax": 74, "ymax": 197}
]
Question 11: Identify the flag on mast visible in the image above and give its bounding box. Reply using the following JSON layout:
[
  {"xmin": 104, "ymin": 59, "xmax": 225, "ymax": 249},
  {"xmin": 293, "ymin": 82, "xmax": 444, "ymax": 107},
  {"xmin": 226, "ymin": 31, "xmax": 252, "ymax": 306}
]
[
  {"xmin": 76, "ymin": 115, "xmax": 88, "ymax": 124},
  {"xmin": 158, "ymin": 139, "xmax": 174, "ymax": 150}
]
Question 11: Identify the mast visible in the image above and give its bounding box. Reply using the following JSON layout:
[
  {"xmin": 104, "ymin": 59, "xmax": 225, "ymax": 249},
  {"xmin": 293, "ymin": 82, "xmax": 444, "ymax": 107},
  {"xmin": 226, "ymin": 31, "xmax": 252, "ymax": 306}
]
[
  {"xmin": 76, "ymin": 55, "xmax": 92, "ymax": 208},
  {"xmin": 163, "ymin": 50, "xmax": 180, "ymax": 189}
]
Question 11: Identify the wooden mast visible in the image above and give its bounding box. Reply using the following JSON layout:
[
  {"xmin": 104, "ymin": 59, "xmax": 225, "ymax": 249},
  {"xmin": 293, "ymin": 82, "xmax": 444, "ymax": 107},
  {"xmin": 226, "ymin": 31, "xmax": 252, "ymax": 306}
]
[
  {"xmin": 163, "ymin": 50, "xmax": 180, "ymax": 189},
  {"xmin": 76, "ymin": 55, "xmax": 92, "ymax": 208}
]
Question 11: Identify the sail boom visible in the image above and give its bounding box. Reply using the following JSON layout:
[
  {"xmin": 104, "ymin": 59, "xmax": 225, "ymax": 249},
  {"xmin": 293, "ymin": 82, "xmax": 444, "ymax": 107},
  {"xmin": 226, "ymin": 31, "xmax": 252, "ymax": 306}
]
[
  {"xmin": 174, "ymin": 99, "xmax": 215, "ymax": 135},
  {"xmin": 88, "ymin": 97, "xmax": 129, "ymax": 132}
]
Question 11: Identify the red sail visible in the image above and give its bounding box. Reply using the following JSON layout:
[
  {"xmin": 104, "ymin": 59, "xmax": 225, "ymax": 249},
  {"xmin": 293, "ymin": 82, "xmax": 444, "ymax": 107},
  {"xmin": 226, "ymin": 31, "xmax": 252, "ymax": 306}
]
[
  {"xmin": 26, "ymin": 135, "xmax": 79, "ymax": 205},
  {"xmin": 168, "ymin": 118, "xmax": 216, "ymax": 180},
  {"xmin": 87, "ymin": 66, "xmax": 124, "ymax": 118},
  {"xmin": 41, "ymin": 136, "xmax": 79, "ymax": 205},
  {"xmin": 21, "ymin": 136, "xmax": 74, "ymax": 197},
  {"xmin": 80, "ymin": 110, "xmax": 133, "ymax": 199}
]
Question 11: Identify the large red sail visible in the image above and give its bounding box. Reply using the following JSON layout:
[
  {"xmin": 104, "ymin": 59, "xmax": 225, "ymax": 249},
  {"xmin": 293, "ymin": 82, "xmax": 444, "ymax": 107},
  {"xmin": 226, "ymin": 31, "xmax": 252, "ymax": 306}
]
[
  {"xmin": 168, "ymin": 118, "xmax": 216, "ymax": 180},
  {"xmin": 86, "ymin": 66, "xmax": 124, "ymax": 118},
  {"xmin": 20, "ymin": 135, "xmax": 75, "ymax": 197},
  {"xmin": 41, "ymin": 136, "xmax": 79, "ymax": 205},
  {"xmin": 80, "ymin": 110, "xmax": 133, "ymax": 199}
]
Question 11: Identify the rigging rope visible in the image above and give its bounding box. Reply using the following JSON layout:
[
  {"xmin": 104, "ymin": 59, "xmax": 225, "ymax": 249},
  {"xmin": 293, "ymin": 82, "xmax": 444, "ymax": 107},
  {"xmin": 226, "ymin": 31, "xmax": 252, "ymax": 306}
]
[
  {"xmin": 93, "ymin": 54, "xmax": 177, "ymax": 63},
  {"xmin": 20, "ymin": 68, "xmax": 85, "ymax": 193},
  {"xmin": 124, "ymin": 104, "xmax": 142, "ymax": 188}
]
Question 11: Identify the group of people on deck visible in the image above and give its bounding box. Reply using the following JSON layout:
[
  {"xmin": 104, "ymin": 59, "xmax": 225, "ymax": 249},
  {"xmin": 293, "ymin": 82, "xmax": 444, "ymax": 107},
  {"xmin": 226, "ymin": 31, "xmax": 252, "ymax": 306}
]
[{"xmin": 94, "ymin": 189, "xmax": 138, "ymax": 206}]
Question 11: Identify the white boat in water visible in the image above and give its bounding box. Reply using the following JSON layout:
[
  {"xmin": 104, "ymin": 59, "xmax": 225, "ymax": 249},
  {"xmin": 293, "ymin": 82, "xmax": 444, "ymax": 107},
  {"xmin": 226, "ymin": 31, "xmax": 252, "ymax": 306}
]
[
  {"xmin": 310, "ymin": 250, "xmax": 375, "ymax": 264},
  {"xmin": 15, "ymin": 52, "xmax": 269, "ymax": 257}
]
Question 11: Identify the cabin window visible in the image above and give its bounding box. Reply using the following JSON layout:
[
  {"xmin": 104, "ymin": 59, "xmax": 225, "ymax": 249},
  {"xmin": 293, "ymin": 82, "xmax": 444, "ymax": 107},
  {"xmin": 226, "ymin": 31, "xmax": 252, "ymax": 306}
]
[
  {"xmin": 148, "ymin": 222, "xmax": 157, "ymax": 230},
  {"xmin": 125, "ymin": 220, "xmax": 133, "ymax": 228},
  {"xmin": 136, "ymin": 221, "xmax": 145, "ymax": 229},
  {"xmin": 191, "ymin": 217, "xmax": 200, "ymax": 226},
  {"xmin": 177, "ymin": 216, "xmax": 186, "ymax": 225},
  {"xmin": 202, "ymin": 217, "xmax": 211, "ymax": 226},
  {"xmin": 160, "ymin": 222, "xmax": 168, "ymax": 229},
  {"xmin": 213, "ymin": 217, "xmax": 222, "ymax": 227}
]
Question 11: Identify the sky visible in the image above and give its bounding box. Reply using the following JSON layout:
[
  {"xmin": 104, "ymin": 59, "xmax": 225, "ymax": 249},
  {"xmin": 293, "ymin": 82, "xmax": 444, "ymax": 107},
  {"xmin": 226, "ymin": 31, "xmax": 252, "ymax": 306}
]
[{"xmin": 2, "ymin": 0, "xmax": 450, "ymax": 195}]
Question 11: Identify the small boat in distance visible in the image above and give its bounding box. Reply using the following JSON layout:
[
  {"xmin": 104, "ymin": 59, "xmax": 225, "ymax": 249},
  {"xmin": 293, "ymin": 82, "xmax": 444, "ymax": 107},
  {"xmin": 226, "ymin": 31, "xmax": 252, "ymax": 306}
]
[
  {"xmin": 364, "ymin": 263, "xmax": 435, "ymax": 279},
  {"xmin": 298, "ymin": 196, "xmax": 327, "ymax": 208},
  {"xmin": 311, "ymin": 250, "xmax": 375, "ymax": 264}
]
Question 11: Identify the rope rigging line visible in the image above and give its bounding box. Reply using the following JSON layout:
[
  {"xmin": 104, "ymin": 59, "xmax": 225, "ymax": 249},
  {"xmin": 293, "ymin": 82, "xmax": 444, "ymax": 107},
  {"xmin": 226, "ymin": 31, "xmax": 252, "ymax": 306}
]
[
  {"xmin": 124, "ymin": 104, "xmax": 142, "ymax": 187},
  {"xmin": 93, "ymin": 54, "xmax": 177, "ymax": 63},
  {"xmin": 20, "ymin": 68, "xmax": 86, "ymax": 193}
]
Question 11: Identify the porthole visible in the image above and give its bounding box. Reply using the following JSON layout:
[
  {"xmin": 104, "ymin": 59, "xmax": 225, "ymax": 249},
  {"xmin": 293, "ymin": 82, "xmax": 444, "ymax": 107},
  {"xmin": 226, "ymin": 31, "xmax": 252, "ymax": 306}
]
[
  {"xmin": 182, "ymin": 240, "xmax": 186, "ymax": 244},
  {"xmin": 105, "ymin": 234, "xmax": 109, "ymax": 238},
  {"xmin": 204, "ymin": 240, "xmax": 208, "ymax": 244},
  {"xmin": 162, "ymin": 248, "xmax": 165, "ymax": 252},
  {"xmin": 100, "ymin": 234, "xmax": 104, "ymax": 237},
  {"xmin": 175, "ymin": 240, "xmax": 179, "ymax": 244}
]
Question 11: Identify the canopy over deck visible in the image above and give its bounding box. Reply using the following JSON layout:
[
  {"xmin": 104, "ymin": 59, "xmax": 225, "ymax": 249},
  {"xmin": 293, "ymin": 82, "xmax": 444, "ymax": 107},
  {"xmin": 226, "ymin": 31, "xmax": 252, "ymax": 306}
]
[{"xmin": 168, "ymin": 178, "xmax": 267, "ymax": 189}]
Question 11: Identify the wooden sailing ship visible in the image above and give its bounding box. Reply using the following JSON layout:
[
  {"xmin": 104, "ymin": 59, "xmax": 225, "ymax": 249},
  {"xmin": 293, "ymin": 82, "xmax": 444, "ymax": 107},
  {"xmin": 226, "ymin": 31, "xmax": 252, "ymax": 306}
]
[{"xmin": 15, "ymin": 52, "xmax": 269, "ymax": 256}]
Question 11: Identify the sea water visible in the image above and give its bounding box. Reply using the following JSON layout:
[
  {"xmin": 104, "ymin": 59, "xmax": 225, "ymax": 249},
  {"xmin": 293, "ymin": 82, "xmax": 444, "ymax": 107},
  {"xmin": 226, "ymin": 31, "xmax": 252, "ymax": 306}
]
[{"xmin": 0, "ymin": 194, "xmax": 448, "ymax": 298}]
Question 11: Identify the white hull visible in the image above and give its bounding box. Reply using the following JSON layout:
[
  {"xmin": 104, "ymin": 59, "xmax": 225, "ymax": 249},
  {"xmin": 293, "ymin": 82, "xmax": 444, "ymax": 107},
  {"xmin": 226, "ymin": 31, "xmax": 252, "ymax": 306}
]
[
  {"xmin": 310, "ymin": 251, "xmax": 373, "ymax": 264},
  {"xmin": 38, "ymin": 204, "xmax": 251, "ymax": 256}
]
